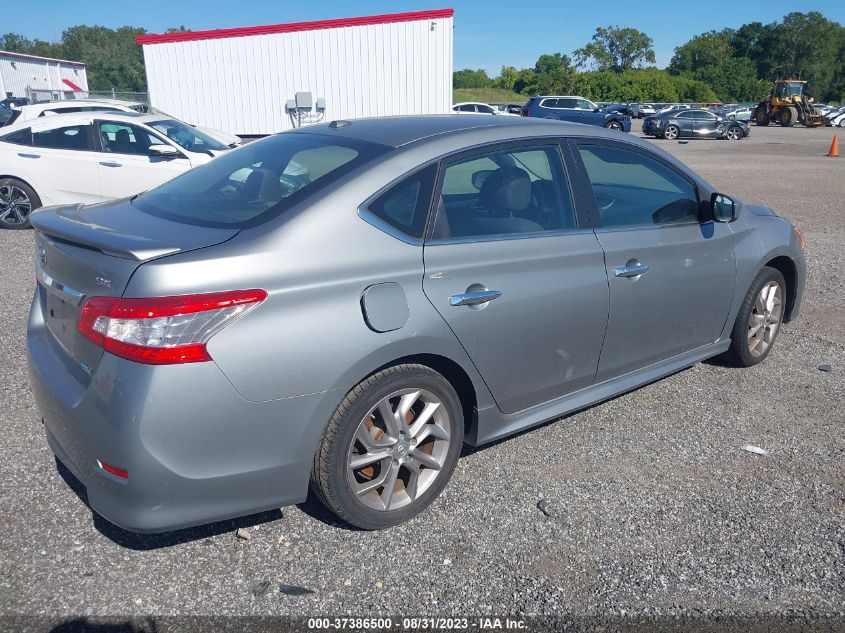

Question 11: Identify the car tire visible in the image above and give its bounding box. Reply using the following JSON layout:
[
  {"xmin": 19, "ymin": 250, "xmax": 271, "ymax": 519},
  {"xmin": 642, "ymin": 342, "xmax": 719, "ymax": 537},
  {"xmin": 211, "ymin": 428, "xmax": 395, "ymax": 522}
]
[
  {"xmin": 663, "ymin": 125, "xmax": 680, "ymax": 140},
  {"xmin": 838, "ymin": 119, "xmax": 845, "ymax": 128},
  {"xmin": 0, "ymin": 178, "xmax": 41, "ymax": 230},
  {"xmin": 311, "ymin": 364, "xmax": 464, "ymax": 529},
  {"xmin": 605, "ymin": 120, "xmax": 623, "ymax": 131},
  {"xmin": 722, "ymin": 267, "xmax": 787, "ymax": 367},
  {"xmin": 725, "ymin": 125, "xmax": 744, "ymax": 141}
]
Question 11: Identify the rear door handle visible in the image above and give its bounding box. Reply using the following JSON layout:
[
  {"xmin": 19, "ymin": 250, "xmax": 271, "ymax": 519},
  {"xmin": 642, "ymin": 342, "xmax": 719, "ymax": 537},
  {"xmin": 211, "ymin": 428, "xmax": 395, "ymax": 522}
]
[
  {"xmin": 17, "ymin": 152, "xmax": 40, "ymax": 159},
  {"xmin": 614, "ymin": 262, "xmax": 650, "ymax": 278},
  {"xmin": 99, "ymin": 161, "xmax": 122, "ymax": 168},
  {"xmin": 449, "ymin": 289, "xmax": 502, "ymax": 307}
]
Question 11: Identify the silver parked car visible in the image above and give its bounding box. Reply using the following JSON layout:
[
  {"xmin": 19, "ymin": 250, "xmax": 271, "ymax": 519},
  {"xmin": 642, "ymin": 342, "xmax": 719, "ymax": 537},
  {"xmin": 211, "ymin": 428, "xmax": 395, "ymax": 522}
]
[{"xmin": 27, "ymin": 116, "xmax": 806, "ymax": 532}]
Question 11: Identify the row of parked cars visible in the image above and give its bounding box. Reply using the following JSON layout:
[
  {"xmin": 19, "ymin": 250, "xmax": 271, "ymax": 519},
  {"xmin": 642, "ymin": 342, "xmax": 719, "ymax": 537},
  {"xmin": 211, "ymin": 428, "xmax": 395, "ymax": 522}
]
[{"xmin": 0, "ymin": 99, "xmax": 243, "ymax": 229}]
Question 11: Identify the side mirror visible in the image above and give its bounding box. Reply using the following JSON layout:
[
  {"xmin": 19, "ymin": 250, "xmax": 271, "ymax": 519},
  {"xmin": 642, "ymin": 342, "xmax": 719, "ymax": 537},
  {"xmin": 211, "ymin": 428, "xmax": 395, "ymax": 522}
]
[
  {"xmin": 148, "ymin": 144, "xmax": 180, "ymax": 158},
  {"xmin": 593, "ymin": 107, "xmax": 600, "ymax": 112},
  {"xmin": 712, "ymin": 193, "xmax": 738, "ymax": 222}
]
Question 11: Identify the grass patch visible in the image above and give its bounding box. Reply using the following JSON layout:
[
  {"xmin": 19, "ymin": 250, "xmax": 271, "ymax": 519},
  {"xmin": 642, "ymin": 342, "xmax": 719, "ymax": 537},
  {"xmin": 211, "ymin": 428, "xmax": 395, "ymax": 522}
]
[{"xmin": 453, "ymin": 88, "xmax": 528, "ymax": 105}]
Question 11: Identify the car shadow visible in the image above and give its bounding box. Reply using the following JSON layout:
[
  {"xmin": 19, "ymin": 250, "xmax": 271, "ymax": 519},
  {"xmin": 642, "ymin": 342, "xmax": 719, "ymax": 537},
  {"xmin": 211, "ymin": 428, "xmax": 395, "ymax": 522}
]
[
  {"xmin": 50, "ymin": 617, "xmax": 158, "ymax": 633},
  {"xmin": 55, "ymin": 458, "xmax": 283, "ymax": 550}
]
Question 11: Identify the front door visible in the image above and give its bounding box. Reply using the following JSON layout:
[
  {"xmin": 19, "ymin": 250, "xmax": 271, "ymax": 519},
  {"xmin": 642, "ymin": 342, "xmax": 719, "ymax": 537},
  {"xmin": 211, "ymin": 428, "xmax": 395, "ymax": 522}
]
[
  {"xmin": 422, "ymin": 142, "xmax": 609, "ymax": 414},
  {"xmin": 94, "ymin": 120, "xmax": 192, "ymax": 199},
  {"xmin": 691, "ymin": 111, "xmax": 720, "ymax": 137},
  {"xmin": 574, "ymin": 141, "xmax": 736, "ymax": 381}
]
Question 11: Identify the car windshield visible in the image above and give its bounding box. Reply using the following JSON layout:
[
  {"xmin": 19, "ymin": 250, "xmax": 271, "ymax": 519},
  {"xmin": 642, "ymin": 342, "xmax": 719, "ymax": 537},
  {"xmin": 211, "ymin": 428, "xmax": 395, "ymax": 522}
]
[
  {"xmin": 132, "ymin": 133, "xmax": 390, "ymax": 228},
  {"xmin": 148, "ymin": 118, "xmax": 229, "ymax": 152}
]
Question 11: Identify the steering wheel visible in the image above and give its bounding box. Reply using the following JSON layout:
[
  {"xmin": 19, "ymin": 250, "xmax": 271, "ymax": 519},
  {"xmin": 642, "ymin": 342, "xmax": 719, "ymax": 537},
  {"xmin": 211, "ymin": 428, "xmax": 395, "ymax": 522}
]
[{"xmin": 595, "ymin": 193, "xmax": 615, "ymax": 212}]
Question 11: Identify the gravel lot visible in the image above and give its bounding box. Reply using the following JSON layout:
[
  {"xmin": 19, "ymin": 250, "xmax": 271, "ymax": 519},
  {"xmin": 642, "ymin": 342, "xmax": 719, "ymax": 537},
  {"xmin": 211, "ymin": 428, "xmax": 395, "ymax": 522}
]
[{"xmin": 1, "ymin": 124, "xmax": 843, "ymax": 628}]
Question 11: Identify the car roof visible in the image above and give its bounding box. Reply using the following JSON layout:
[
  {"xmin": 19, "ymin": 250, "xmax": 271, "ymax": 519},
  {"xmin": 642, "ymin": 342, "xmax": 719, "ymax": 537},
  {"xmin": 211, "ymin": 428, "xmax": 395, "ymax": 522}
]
[
  {"xmin": 292, "ymin": 114, "xmax": 623, "ymax": 149},
  {"xmin": 452, "ymin": 102, "xmax": 490, "ymax": 107},
  {"xmin": 0, "ymin": 110, "xmax": 174, "ymax": 133}
]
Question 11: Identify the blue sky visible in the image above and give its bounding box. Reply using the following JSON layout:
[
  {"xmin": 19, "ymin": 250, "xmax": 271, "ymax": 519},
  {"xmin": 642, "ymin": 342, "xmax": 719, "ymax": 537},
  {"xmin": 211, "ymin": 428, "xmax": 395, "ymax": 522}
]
[{"xmin": 6, "ymin": 0, "xmax": 845, "ymax": 73}]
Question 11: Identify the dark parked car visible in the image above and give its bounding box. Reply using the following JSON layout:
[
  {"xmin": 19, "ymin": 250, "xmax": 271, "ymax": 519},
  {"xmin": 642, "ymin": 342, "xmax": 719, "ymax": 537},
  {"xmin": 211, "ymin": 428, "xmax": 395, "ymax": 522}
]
[
  {"xmin": 602, "ymin": 102, "xmax": 638, "ymax": 118},
  {"xmin": 0, "ymin": 97, "xmax": 29, "ymax": 109},
  {"xmin": 523, "ymin": 96, "xmax": 631, "ymax": 132},
  {"xmin": 643, "ymin": 109, "xmax": 748, "ymax": 140},
  {"xmin": 0, "ymin": 106, "xmax": 16, "ymax": 128},
  {"xmin": 28, "ymin": 115, "xmax": 803, "ymax": 532}
]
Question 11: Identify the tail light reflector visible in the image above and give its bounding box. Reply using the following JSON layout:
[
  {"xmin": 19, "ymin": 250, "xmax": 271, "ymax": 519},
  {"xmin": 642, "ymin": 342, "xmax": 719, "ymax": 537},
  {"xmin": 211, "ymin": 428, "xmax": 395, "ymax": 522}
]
[{"xmin": 78, "ymin": 289, "xmax": 267, "ymax": 365}]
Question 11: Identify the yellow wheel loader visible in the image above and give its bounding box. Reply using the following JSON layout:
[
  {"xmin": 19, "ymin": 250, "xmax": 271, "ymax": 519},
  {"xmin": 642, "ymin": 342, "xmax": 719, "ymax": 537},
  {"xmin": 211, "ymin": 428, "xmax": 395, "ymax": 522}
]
[{"xmin": 753, "ymin": 80, "xmax": 824, "ymax": 127}]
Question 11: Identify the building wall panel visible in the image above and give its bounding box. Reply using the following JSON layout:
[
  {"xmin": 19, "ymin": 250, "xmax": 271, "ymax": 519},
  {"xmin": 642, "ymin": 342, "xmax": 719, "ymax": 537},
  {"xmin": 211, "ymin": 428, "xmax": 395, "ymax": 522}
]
[{"xmin": 140, "ymin": 11, "xmax": 453, "ymax": 135}]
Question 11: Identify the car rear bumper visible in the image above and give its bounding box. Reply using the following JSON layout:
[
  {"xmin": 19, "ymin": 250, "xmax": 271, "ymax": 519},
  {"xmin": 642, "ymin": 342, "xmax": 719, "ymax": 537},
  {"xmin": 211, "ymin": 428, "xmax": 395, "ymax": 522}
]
[{"xmin": 27, "ymin": 292, "xmax": 340, "ymax": 533}]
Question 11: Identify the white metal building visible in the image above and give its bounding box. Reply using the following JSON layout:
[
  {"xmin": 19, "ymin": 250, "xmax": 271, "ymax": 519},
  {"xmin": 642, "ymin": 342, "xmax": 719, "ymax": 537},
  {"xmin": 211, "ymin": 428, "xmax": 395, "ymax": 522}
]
[
  {"xmin": 0, "ymin": 50, "xmax": 88, "ymax": 101},
  {"xmin": 137, "ymin": 8, "xmax": 454, "ymax": 135}
]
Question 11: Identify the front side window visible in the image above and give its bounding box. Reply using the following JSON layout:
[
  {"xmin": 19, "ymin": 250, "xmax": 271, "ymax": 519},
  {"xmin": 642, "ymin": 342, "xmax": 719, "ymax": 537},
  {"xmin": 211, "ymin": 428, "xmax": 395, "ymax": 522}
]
[
  {"xmin": 578, "ymin": 144, "xmax": 699, "ymax": 227},
  {"xmin": 366, "ymin": 164, "xmax": 437, "ymax": 240},
  {"xmin": 98, "ymin": 121, "xmax": 164, "ymax": 156},
  {"xmin": 432, "ymin": 145, "xmax": 576, "ymax": 240},
  {"xmin": 31, "ymin": 124, "xmax": 92, "ymax": 151},
  {"xmin": 577, "ymin": 99, "xmax": 596, "ymax": 110},
  {"xmin": 148, "ymin": 119, "xmax": 228, "ymax": 152},
  {"xmin": 133, "ymin": 133, "xmax": 389, "ymax": 228},
  {"xmin": 477, "ymin": 105, "xmax": 495, "ymax": 114},
  {"xmin": 676, "ymin": 111, "xmax": 694, "ymax": 119}
]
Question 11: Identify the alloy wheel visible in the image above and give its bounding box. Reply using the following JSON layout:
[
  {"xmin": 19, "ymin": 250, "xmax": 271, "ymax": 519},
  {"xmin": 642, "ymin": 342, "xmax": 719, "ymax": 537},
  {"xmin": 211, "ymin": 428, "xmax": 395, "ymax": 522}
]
[
  {"xmin": 607, "ymin": 121, "xmax": 622, "ymax": 131},
  {"xmin": 664, "ymin": 125, "xmax": 679, "ymax": 140},
  {"xmin": 0, "ymin": 185, "xmax": 32, "ymax": 226},
  {"xmin": 726, "ymin": 127, "xmax": 743, "ymax": 140},
  {"xmin": 747, "ymin": 281, "xmax": 783, "ymax": 358},
  {"xmin": 346, "ymin": 388, "xmax": 452, "ymax": 512}
]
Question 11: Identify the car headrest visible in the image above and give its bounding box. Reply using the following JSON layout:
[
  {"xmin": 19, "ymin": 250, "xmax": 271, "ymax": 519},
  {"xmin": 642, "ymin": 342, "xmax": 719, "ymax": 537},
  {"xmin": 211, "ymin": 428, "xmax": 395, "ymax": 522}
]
[
  {"xmin": 243, "ymin": 168, "xmax": 283, "ymax": 202},
  {"xmin": 479, "ymin": 166, "xmax": 531, "ymax": 213}
]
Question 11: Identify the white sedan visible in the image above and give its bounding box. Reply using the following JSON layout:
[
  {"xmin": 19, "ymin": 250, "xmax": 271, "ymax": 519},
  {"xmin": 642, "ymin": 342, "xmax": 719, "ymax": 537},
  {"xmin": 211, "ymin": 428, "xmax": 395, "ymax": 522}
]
[
  {"xmin": 3, "ymin": 99, "xmax": 243, "ymax": 149},
  {"xmin": 0, "ymin": 111, "xmax": 231, "ymax": 229},
  {"xmin": 825, "ymin": 107, "xmax": 845, "ymax": 127},
  {"xmin": 452, "ymin": 102, "xmax": 518, "ymax": 116}
]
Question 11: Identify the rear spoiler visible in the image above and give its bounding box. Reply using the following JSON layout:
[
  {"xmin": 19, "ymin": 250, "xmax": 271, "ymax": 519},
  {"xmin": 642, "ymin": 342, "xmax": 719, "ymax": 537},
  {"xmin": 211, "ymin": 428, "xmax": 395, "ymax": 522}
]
[{"xmin": 30, "ymin": 204, "xmax": 182, "ymax": 261}]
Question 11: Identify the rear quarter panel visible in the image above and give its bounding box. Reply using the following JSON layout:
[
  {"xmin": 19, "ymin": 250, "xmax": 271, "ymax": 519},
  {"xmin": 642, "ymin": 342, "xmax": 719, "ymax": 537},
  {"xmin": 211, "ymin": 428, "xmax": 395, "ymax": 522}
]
[{"xmin": 123, "ymin": 158, "xmax": 497, "ymax": 410}]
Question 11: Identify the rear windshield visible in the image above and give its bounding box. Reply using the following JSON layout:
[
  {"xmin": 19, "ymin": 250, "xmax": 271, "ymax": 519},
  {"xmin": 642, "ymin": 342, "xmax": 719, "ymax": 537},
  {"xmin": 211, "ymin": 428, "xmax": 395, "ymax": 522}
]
[
  {"xmin": 147, "ymin": 118, "xmax": 228, "ymax": 152},
  {"xmin": 133, "ymin": 133, "xmax": 390, "ymax": 228}
]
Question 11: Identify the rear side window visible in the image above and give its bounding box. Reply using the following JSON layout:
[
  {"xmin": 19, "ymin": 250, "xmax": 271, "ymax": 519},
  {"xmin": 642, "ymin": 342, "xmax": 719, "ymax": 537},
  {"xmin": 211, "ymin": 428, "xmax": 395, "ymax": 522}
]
[
  {"xmin": 432, "ymin": 145, "xmax": 576, "ymax": 240},
  {"xmin": 133, "ymin": 133, "xmax": 389, "ymax": 228},
  {"xmin": 1, "ymin": 127, "xmax": 31, "ymax": 145},
  {"xmin": 366, "ymin": 164, "xmax": 437, "ymax": 240},
  {"xmin": 578, "ymin": 144, "xmax": 699, "ymax": 227},
  {"xmin": 31, "ymin": 124, "xmax": 93, "ymax": 151}
]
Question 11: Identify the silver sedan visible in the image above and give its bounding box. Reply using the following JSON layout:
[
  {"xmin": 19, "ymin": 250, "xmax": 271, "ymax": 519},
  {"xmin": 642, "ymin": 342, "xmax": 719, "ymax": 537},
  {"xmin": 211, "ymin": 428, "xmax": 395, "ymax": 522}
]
[{"xmin": 27, "ymin": 115, "xmax": 805, "ymax": 532}]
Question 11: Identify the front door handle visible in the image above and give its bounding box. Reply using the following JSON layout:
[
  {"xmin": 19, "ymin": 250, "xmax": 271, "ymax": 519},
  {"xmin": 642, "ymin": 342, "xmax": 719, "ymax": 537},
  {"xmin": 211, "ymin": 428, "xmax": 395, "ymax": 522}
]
[
  {"xmin": 614, "ymin": 262, "xmax": 650, "ymax": 278},
  {"xmin": 99, "ymin": 161, "xmax": 123, "ymax": 168},
  {"xmin": 449, "ymin": 289, "xmax": 502, "ymax": 307},
  {"xmin": 18, "ymin": 152, "xmax": 41, "ymax": 159}
]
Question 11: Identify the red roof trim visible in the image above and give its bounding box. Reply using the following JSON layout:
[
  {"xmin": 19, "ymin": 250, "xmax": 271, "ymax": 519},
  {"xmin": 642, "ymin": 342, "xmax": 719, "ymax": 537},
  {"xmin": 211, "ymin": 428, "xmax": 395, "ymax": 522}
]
[{"xmin": 136, "ymin": 8, "xmax": 454, "ymax": 45}]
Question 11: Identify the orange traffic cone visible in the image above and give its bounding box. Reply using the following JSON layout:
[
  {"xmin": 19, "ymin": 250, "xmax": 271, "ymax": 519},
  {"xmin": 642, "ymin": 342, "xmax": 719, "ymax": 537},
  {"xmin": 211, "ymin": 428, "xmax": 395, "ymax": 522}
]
[{"xmin": 828, "ymin": 133, "xmax": 839, "ymax": 157}]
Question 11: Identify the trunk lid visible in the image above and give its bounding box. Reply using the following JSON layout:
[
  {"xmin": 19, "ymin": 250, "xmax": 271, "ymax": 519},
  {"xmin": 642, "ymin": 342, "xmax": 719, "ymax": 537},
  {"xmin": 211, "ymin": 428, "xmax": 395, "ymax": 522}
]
[{"xmin": 31, "ymin": 199, "xmax": 239, "ymax": 373}]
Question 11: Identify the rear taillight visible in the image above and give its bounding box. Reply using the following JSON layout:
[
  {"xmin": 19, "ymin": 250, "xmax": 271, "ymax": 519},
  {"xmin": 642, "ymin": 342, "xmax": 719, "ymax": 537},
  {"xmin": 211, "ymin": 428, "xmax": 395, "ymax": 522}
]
[{"xmin": 78, "ymin": 289, "xmax": 267, "ymax": 365}]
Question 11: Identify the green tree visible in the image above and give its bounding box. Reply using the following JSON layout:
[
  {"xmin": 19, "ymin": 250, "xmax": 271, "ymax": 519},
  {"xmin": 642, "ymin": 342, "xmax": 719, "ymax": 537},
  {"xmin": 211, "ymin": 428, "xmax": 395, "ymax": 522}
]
[
  {"xmin": 452, "ymin": 68, "xmax": 493, "ymax": 90},
  {"xmin": 574, "ymin": 26, "xmax": 656, "ymax": 72},
  {"xmin": 669, "ymin": 30, "xmax": 734, "ymax": 74},
  {"xmin": 493, "ymin": 66, "xmax": 519, "ymax": 92}
]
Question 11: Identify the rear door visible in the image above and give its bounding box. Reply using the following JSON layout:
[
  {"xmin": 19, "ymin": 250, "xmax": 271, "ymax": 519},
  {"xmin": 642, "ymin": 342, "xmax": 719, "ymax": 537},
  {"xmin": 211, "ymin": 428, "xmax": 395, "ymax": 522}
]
[
  {"xmin": 422, "ymin": 141, "xmax": 609, "ymax": 414},
  {"xmin": 573, "ymin": 140, "xmax": 736, "ymax": 381},
  {"xmin": 26, "ymin": 119, "xmax": 103, "ymax": 204},
  {"xmin": 93, "ymin": 119, "xmax": 192, "ymax": 199}
]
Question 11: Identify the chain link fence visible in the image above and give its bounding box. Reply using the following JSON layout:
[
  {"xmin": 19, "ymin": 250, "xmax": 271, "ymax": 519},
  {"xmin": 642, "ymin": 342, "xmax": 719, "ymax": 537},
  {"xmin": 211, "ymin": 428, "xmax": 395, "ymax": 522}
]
[{"xmin": 25, "ymin": 88, "xmax": 150, "ymax": 107}]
